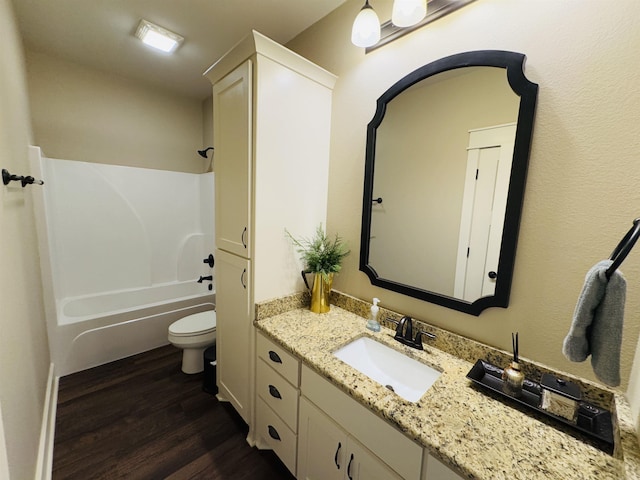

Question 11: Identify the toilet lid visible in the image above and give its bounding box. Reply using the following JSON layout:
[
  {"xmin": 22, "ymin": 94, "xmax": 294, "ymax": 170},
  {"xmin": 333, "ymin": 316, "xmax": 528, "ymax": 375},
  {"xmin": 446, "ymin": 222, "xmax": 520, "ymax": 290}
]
[{"xmin": 169, "ymin": 311, "xmax": 216, "ymax": 336}]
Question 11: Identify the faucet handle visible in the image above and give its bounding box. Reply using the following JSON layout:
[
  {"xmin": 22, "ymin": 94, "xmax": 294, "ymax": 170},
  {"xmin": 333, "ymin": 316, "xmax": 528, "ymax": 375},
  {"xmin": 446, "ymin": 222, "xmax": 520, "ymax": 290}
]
[
  {"xmin": 421, "ymin": 330, "xmax": 436, "ymax": 341},
  {"xmin": 203, "ymin": 254, "xmax": 215, "ymax": 268},
  {"xmin": 402, "ymin": 316, "xmax": 413, "ymax": 341},
  {"xmin": 413, "ymin": 330, "xmax": 436, "ymax": 350},
  {"xmin": 387, "ymin": 318, "xmax": 402, "ymax": 336}
]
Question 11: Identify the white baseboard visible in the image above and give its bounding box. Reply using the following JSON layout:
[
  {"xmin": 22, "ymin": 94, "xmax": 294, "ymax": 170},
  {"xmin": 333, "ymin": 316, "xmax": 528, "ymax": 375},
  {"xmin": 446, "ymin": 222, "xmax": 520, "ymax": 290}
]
[{"xmin": 34, "ymin": 364, "xmax": 57, "ymax": 480}]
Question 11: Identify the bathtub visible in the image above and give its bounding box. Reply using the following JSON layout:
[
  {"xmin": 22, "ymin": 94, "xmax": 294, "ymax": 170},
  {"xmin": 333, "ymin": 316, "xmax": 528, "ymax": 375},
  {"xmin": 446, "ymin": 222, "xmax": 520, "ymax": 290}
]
[
  {"xmin": 53, "ymin": 281, "xmax": 215, "ymax": 376},
  {"xmin": 59, "ymin": 281, "xmax": 212, "ymax": 324}
]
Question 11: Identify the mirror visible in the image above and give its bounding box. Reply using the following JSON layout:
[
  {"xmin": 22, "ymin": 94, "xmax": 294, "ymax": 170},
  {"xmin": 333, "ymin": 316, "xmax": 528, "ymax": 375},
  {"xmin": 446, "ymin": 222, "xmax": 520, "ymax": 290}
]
[{"xmin": 360, "ymin": 51, "xmax": 538, "ymax": 316}]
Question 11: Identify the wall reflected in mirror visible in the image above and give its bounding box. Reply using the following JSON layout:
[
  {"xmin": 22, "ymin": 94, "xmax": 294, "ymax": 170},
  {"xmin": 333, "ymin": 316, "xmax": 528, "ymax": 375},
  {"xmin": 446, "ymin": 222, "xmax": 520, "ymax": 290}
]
[
  {"xmin": 360, "ymin": 51, "xmax": 538, "ymax": 315},
  {"xmin": 371, "ymin": 67, "xmax": 518, "ymax": 296}
]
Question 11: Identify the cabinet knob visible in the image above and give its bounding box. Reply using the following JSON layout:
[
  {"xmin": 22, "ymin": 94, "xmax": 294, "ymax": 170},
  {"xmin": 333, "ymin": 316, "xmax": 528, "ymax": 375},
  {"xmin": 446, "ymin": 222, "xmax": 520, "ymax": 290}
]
[
  {"xmin": 268, "ymin": 384, "xmax": 282, "ymax": 399},
  {"xmin": 267, "ymin": 425, "xmax": 281, "ymax": 441},
  {"xmin": 347, "ymin": 453, "xmax": 354, "ymax": 479},
  {"xmin": 334, "ymin": 442, "xmax": 342, "ymax": 469},
  {"xmin": 268, "ymin": 351, "xmax": 282, "ymax": 364},
  {"xmin": 241, "ymin": 227, "xmax": 247, "ymax": 249}
]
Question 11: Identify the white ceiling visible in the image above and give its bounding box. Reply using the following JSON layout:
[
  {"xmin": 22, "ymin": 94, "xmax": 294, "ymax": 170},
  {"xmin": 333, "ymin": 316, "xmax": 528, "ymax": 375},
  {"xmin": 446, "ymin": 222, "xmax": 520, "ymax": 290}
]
[{"xmin": 11, "ymin": 0, "xmax": 349, "ymax": 100}]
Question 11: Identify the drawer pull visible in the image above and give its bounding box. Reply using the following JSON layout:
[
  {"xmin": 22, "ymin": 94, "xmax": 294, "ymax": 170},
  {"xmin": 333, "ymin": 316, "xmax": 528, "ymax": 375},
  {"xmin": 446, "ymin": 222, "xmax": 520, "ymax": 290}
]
[
  {"xmin": 347, "ymin": 453, "xmax": 354, "ymax": 479},
  {"xmin": 240, "ymin": 268, "xmax": 247, "ymax": 289},
  {"xmin": 268, "ymin": 350, "xmax": 282, "ymax": 364},
  {"xmin": 334, "ymin": 442, "xmax": 341, "ymax": 469},
  {"xmin": 268, "ymin": 425, "xmax": 281, "ymax": 441},
  {"xmin": 268, "ymin": 384, "xmax": 282, "ymax": 399}
]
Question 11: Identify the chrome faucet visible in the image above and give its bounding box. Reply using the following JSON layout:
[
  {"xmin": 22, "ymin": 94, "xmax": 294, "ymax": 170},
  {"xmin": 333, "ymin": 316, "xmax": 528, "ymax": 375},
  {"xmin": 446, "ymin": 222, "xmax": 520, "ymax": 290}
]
[{"xmin": 388, "ymin": 315, "xmax": 436, "ymax": 350}]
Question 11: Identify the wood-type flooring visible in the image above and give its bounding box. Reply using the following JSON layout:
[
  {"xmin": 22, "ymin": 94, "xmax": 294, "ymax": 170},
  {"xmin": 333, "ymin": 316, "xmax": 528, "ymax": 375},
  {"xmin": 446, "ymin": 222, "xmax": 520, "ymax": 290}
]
[{"xmin": 53, "ymin": 345, "xmax": 295, "ymax": 479}]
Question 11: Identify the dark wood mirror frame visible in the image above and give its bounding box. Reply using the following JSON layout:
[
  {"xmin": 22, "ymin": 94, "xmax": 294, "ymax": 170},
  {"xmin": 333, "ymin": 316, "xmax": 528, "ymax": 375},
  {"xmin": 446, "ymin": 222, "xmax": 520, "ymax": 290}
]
[{"xmin": 359, "ymin": 50, "xmax": 538, "ymax": 316}]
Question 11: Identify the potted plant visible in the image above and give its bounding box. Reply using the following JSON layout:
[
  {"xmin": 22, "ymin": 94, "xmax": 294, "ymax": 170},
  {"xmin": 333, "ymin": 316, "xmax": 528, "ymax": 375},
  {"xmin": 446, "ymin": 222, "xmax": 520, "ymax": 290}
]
[{"xmin": 286, "ymin": 224, "xmax": 350, "ymax": 313}]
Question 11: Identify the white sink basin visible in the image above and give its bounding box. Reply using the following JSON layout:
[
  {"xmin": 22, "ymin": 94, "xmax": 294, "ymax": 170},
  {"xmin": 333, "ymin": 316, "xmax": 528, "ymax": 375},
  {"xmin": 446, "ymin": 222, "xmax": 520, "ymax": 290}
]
[{"xmin": 333, "ymin": 337, "xmax": 441, "ymax": 402}]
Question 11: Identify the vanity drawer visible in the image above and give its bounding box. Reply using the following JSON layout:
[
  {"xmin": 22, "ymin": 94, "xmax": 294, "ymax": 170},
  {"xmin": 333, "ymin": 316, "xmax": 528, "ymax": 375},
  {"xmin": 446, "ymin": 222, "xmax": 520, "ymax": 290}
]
[
  {"xmin": 256, "ymin": 397, "xmax": 297, "ymax": 476},
  {"xmin": 257, "ymin": 332, "xmax": 300, "ymax": 386},
  {"xmin": 257, "ymin": 358, "xmax": 299, "ymax": 431}
]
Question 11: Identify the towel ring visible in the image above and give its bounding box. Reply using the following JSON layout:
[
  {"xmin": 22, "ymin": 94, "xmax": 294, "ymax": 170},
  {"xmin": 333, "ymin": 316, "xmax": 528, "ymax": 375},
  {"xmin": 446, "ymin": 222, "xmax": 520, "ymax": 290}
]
[{"xmin": 606, "ymin": 217, "xmax": 640, "ymax": 279}]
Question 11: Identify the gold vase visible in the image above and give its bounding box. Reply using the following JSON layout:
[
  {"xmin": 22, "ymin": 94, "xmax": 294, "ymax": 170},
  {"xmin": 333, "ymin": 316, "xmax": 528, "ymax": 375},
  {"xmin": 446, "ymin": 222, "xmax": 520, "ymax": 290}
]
[
  {"xmin": 502, "ymin": 361, "xmax": 524, "ymax": 398},
  {"xmin": 310, "ymin": 273, "xmax": 333, "ymax": 313}
]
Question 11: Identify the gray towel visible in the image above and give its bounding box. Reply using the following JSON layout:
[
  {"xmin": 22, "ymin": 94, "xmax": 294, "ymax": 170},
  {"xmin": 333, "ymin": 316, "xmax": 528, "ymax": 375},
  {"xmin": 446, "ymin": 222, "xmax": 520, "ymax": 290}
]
[{"xmin": 562, "ymin": 259, "xmax": 626, "ymax": 387}]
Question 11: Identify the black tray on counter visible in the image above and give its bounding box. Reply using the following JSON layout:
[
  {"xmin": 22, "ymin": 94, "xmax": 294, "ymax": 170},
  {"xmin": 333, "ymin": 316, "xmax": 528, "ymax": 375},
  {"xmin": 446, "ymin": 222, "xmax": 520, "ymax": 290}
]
[{"xmin": 466, "ymin": 359, "xmax": 614, "ymax": 453}]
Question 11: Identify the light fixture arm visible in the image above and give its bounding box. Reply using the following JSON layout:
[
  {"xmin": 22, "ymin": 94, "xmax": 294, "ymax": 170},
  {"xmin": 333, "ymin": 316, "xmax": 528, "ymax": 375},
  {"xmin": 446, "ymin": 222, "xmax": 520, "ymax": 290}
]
[{"xmin": 197, "ymin": 147, "xmax": 214, "ymax": 158}]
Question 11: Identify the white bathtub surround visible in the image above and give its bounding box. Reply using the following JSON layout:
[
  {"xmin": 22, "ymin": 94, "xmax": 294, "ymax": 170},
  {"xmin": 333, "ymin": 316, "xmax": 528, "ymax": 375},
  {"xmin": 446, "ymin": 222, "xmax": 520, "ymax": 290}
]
[{"xmin": 30, "ymin": 146, "xmax": 216, "ymax": 375}]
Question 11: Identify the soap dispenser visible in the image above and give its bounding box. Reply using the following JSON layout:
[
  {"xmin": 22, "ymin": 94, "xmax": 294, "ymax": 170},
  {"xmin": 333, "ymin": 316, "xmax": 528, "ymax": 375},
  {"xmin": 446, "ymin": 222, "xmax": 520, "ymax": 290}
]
[{"xmin": 366, "ymin": 298, "xmax": 381, "ymax": 332}]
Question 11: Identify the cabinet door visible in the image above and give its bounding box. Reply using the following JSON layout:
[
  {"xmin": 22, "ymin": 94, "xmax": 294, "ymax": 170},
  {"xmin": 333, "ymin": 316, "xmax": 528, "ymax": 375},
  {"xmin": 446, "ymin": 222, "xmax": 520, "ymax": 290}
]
[
  {"xmin": 423, "ymin": 454, "xmax": 465, "ymax": 480},
  {"xmin": 298, "ymin": 398, "xmax": 402, "ymax": 480},
  {"xmin": 215, "ymin": 249, "xmax": 251, "ymax": 423},
  {"xmin": 213, "ymin": 60, "xmax": 252, "ymax": 258},
  {"xmin": 348, "ymin": 440, "xmax": 403, "ymax": 480},
  {"xmin": 298, "ymin": 397, "xmax": 344, "ymax": 480}
]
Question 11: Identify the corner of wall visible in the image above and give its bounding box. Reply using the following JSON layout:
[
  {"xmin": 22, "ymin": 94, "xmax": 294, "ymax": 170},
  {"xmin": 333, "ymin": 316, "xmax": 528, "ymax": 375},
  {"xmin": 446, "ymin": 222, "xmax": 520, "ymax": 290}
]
[{"xmin": 34, "ymin": 364, "xmax": 57, "ymax": 480}]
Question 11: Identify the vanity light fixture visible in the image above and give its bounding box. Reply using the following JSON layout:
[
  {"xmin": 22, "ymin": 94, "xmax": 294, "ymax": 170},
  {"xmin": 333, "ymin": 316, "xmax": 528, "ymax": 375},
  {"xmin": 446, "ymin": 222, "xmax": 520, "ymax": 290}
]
[
  {"xmin": 353, "ymin": 0, "xmax": 475, "ymax": 52},
  {"xmin": 135, "ymin": 19, "xmax": 184, "ymax": 53},
  {"xmin": 392, "ymin": 0, "xmax": 427, "ymax": 27},
  {"xmin": 351, "ymin": 0, "xmax": 381, "ymax": 48}
]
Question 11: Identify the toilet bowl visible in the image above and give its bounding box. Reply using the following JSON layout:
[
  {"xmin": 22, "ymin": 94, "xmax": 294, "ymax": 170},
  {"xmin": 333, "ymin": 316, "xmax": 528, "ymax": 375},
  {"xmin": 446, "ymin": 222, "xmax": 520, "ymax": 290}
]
[{"xmin": 168, "ymin": 310, "xmax": 216, "ymax": 374}]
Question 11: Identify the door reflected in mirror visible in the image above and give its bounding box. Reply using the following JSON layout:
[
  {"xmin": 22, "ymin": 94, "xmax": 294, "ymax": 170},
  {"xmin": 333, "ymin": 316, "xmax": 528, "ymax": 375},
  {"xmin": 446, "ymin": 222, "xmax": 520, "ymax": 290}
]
[{"xmin": 360, "ymin": 51, "xmax": 538, "ymax": 315}]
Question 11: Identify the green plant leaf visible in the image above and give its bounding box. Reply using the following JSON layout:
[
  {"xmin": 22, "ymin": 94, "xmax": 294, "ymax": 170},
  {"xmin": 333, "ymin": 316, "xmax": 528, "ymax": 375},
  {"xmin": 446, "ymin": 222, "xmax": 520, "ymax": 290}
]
[{"xmin": 285, "ymin": 224, "xmax": 350, "ymax": 280}]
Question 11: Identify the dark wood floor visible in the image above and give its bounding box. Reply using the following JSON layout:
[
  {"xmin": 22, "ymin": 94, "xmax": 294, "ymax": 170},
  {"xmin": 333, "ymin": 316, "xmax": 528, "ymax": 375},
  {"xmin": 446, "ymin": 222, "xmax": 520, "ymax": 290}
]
[{"xmin": 53, "ymin": 345, "xmax": 295, "ymax": 480}]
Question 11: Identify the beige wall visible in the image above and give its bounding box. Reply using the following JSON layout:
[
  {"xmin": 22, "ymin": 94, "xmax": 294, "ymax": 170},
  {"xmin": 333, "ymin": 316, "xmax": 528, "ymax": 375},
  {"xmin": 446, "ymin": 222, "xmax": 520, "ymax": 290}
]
[
  {"xmin": 288, "ymin": 0, "xmax": 640, "ymax": 391},
  {"xmin": 25, "ymin": 50, "xmax": 208, "ymax": 173},
  {"xmin": 0, "ymin": 0, "xmax": 50, "ymax": 478},
  {"xmin": 202, "ymin": 95, "xmax": 214, "ymax": 172}
]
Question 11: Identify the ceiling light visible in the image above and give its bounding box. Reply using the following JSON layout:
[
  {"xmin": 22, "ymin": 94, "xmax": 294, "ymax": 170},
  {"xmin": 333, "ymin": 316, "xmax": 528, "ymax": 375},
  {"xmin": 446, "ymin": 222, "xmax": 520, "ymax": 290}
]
[
  {"xmin": 392, "ymin": 0, "xmax": 427, "ymax": 27},
  {"xmin": 351, "ymin": 0, "xmax": 381, "ymax": 48},
  {"xmin": 135, "ymin": 19, "xmax": 184, "ymax": 53}
]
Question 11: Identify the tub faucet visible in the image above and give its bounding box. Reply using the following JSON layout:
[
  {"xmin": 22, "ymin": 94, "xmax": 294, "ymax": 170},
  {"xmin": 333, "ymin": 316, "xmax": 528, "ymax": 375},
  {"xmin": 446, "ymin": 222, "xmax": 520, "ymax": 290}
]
[
  {"xmin": 388, "ymin": 315, "xmax": 436, "ymax": 351},
  {"xmin": 197, "ymin": 275, "xmax": 213, "ymax": 283}
]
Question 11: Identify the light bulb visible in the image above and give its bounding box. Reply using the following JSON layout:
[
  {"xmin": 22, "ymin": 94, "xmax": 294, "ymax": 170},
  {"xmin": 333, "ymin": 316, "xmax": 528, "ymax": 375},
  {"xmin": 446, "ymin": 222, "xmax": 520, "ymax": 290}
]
[
  {"xmin": 391, "ymin": 0, "xmax": 427, "ymax": 28},
  {"xmin": 351, "ymin": 1, "xmax": 381, "ymax": 48}
]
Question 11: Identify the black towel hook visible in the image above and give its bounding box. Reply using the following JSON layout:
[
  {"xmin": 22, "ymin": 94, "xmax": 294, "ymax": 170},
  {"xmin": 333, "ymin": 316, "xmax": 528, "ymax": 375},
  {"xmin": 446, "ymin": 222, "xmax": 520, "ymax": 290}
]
[{"xmin": 606, "ymin": 217, "xmax": 640, "ymax": 279}]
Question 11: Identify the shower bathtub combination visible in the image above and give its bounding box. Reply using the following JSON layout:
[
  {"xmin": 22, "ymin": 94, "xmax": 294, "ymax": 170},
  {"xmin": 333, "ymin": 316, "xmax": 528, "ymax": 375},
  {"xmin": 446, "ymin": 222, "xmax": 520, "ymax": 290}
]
[{"xmin": 30, "ymin": 146, "xmax": 215, "ymax": 376}]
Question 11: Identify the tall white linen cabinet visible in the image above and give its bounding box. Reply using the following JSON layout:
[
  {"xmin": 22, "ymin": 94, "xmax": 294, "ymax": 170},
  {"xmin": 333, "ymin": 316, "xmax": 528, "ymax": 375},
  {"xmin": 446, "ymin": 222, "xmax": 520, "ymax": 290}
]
[{"xmin": 204, "ymin": 30, "xmax": 336, "ymax": 454}]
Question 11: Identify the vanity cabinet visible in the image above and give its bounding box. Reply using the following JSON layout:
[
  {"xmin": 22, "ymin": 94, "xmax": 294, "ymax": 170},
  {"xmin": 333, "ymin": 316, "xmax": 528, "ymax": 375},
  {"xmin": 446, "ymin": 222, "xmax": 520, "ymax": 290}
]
[
  {"xmin": 255, "ymin": 333, "xmax": 467, "ymax": 480},
  {"xmin": 422, "ymin": 454, "xmax": 465, "ymax": 480},
  {"xmin": 255, "ymin": 333, "xmax": 301, "ymax": 475},
  {"xmin": 299, "ymin": 365, "xmax": 423, "ymax": 480},
  {"xmin": 298, "ymin": 397, "xmax": 402, "ymax": 480},
  {"xmin": 204, "ymin": 30, "xmax": 335, "ymax": 439}
]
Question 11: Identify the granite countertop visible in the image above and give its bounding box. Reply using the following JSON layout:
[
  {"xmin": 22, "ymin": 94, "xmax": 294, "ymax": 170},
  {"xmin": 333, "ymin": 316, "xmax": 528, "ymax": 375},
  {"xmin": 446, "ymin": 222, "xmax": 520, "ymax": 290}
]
[{"xmin": 255, "ymin": 303, "xmax": 640, "ymax": 480}]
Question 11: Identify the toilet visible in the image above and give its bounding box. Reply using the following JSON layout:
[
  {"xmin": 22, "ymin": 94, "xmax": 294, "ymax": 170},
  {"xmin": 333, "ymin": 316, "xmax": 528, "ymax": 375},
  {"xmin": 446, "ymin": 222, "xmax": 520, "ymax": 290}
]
[{"xmin": 168, "ymin": 310, "xmax": 216, "ymax": 374}]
